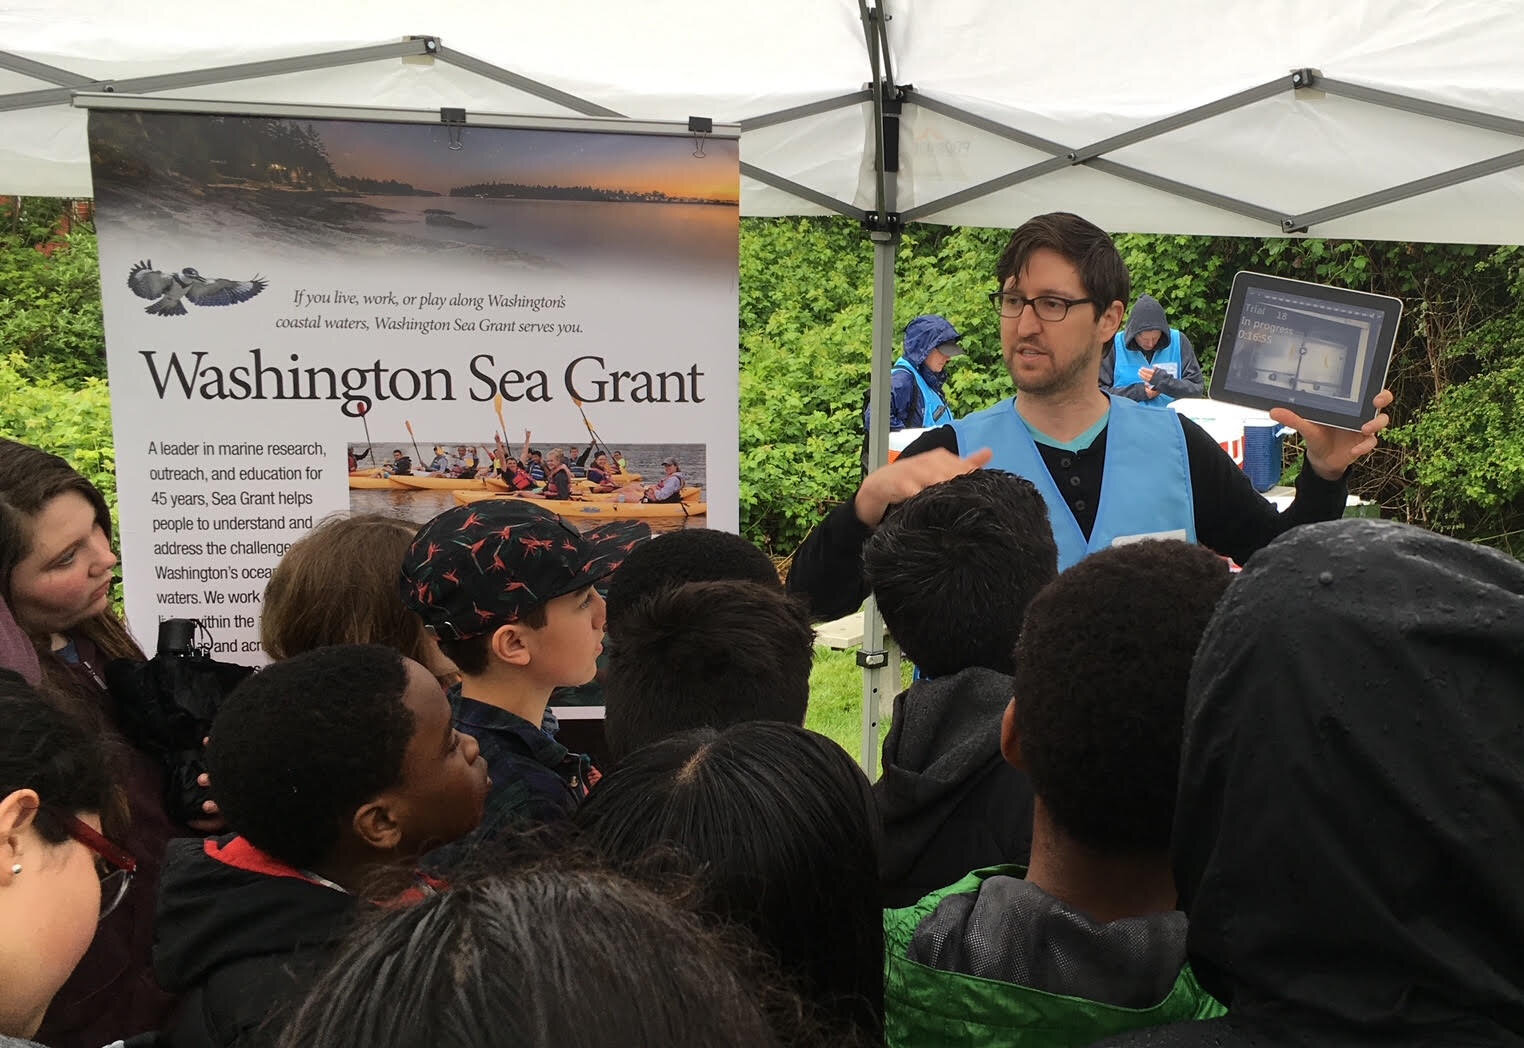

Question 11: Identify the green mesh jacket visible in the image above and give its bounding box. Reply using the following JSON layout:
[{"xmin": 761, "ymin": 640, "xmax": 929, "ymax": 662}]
[{"xmin": 884, "ymin": 867, "xmax": 1225, "ymax": 1047}]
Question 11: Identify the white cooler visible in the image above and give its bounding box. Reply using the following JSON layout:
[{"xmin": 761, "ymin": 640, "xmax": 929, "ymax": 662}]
[{"xmin": 1169, "ymin": 398, "xmax": 1274, "ymax": 469}]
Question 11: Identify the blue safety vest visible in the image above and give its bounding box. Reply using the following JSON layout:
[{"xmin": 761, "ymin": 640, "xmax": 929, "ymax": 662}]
[
  {"xmin": 951, "ymin": 395, "xmax": 1196, "ymax": 571},
  {"xmin": 1112, "ymin": 329, "xmax": 1184, "ymax": 407},
  {"xmin": 893, "ymin": 358, "xmax": 952, "ymax": 428}
]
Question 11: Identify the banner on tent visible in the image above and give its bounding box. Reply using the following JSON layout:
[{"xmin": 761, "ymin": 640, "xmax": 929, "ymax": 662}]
[{"xmin": 89, "ymin": 106, "xmax": 740, "ymax": 675}]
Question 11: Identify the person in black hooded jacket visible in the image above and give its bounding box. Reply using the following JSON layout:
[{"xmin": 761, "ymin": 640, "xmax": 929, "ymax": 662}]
[
  {"xmin": 862, "ymin": 470, "xmax": 1054, "ymax": 907},
  {"xmin": 154, "ymin": 646, "xmax": 487, "ymax": 1048},
  {"xmin": 1096, "ymin": 518, "xmax": 1524, "ymax": 1048}
]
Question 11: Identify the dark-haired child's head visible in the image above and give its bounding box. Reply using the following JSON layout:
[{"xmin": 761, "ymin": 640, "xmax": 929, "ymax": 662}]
[
  {"xmin": 398, "ymin": 503, "xmax": 647, "ymax": 692},
  {"xmin": 206, "ymin": 645, "xmax": 488, "ymax": 878},
  {"xmin": 1005, "ymin": 540, "xmax": 1230, "ymax": 854},
  {"xmin": 864, "ymin": 470, "xmax": 1058, "ymax": 677},
  {"xmin": 602, "ymin": 580, "xmax": 813, "ymax": 764},
  {"xmin": 0, "ymin": 670, "xmax": 120, "ymax": 1038},
  {"xmin": 576, "ymin": 722, "xmax": 884, "ymax": 1038},
  {"xmin": 604, "ymin": 528, "xmax": 780, "ymax": 632},
  {"xmin": 277, "ymin": 864, "xmax": 808, "ymax": 1048},
  {"xmin": 399, "ymin": 502, "xmax": 643, "ymax": 691}
]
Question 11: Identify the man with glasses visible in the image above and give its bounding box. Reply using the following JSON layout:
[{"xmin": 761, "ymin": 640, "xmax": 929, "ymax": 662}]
[{"xmin": 788, "ymin": 212, "xmax": 1393, "ymax": 618}]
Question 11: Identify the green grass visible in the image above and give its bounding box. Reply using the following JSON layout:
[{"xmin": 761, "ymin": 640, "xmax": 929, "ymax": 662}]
[{"xmin": 803, "ymin": 645, "xmax": 913, "ymax": 765}]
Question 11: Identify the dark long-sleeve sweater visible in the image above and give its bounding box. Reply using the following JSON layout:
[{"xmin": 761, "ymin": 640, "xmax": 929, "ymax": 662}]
[{"xmin": 788, "ymin": 416, "xmax": 1348, "ymax": 621}]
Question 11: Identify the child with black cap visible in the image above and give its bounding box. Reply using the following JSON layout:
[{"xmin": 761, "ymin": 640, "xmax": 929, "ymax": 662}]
[{"xmin": 399, "ymin": 501, "xmax": 647, "ymax": 857}]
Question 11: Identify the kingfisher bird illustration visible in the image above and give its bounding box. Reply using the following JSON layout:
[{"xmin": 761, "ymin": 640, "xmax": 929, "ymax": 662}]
[{"xmin": 127, "ymin": 261, "xmax": 267, "ymax": 316}]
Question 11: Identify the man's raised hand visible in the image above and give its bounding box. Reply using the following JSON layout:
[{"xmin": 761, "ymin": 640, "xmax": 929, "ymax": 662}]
[
  {"xmin": 855, "ymin": 447, "xmax": 994, "ymax": 527},
  {"xmin": 1271, "ymin": 388, "xmax": 1394, "ymax": 481}
]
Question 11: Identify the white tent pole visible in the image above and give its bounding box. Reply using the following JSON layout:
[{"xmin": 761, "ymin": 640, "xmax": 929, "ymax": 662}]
[
  {"xmin": 737, "ymin": 91, "xmax": 873, "ymax": 131},
  {"xmin": 432, "ymin": 44, "xmax": 623, "ymax": 117},
  {"xmin": 0, "ymin": 40, "xmax": 433, "ymax": 114},
  {"xmin": 1316, "ymin": 76, "xmax": 1524, "ymax": 138},
  {"xmin": 69, "ymin": 93, "xmax": 732, "ymax": 140},
  {"xmin": 903, "ymin": 87, "xmax": 1291, "ymax": 227},
  {"xmin": 855, "ymin": 0, "xmax": 902, "ymax": 777},
  {"xmin": 859, "ymin": 225, "xmax": 899, "ymax": 776},
  {"xmin": 898, "ymin": 74, "xmax": 1524, "ymax": 233},
  {"xmin": 0, "ymin": 51, "xmax": 93, "ymax": 87},
  {"xmin": 1283, "ymin": 147, "xmax": 1524, "ymax": 232},
  {"xmin": 739, "ymin": 162, "xmax": 867, "ymax": 220}
]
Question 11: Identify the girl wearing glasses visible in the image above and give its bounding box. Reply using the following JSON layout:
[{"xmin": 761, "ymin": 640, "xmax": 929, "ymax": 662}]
[
  {"xmin": 0, "ymin": 440, "xmax": 184, "ymax": 1047},
  {"xmin": 0, "ymin": 670, "xmax": 132, "ymax": 1044}
]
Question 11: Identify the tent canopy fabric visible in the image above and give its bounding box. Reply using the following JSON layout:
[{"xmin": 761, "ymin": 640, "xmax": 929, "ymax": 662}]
[
  {"xmin": 4, "ymin": 0, "xmax": 1524, "ymax": 242},
  {"xmin": 5, "ymin": 0, "xmax": 1523, "ymax": 773}
]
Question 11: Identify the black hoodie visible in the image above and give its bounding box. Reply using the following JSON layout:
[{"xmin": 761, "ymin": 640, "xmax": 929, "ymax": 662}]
[
  {"xmin": 874, "ymin": 667, "xmax": 1034, "ymax": 908},
  {"xmin": 154, "ymin": 837, "xmax": 360, "ymax": 1048},
  {"xmin": 1097, "ymin": 519, "xmax": 1524, "ymax": 1048}
]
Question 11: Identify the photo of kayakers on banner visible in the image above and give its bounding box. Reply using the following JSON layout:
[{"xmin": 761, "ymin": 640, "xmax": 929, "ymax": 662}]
[{"xmin": 350, "ymin": 436, "xmax": 707, "ymax": 534}]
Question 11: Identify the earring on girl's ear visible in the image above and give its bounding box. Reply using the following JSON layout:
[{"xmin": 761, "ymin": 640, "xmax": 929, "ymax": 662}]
[{"xmin": 9, "ymin": 864, "xmax": 20, "ymax": 875}]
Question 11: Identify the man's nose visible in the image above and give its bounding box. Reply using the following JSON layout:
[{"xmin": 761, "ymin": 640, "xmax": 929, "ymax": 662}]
[{"xmin": 1014, "ymin": 301, "xmax": 1044, "ymax": 338}]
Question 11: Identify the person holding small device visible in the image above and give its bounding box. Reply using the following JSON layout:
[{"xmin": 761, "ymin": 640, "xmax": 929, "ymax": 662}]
[
  {"xmin": 787, "ymin": 212, "xmax": 1393, "ymax": 618},
  {"xmin": 1101, "ymin": 293, "xmax": 1205, "ymax": 406}
]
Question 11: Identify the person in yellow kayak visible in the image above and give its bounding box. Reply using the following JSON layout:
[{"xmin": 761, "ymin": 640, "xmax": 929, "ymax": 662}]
[
  {"xmin": 640, "ymin": 458, "xmax": 687, "ymax": 504},
  {"xmin": 542, "ymin": 449, "xmax": 576, "ymax": 500}
]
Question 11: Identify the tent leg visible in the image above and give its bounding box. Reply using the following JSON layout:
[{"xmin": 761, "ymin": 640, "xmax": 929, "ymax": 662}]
[{"xmin": 859, "ymin": 226, "xmax": 900, "ymax": 777}]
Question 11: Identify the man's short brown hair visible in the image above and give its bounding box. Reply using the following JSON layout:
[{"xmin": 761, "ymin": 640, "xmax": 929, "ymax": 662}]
[{"xmin": 996, "ymin": 212, "xmax": 1131, "ymax": 317}]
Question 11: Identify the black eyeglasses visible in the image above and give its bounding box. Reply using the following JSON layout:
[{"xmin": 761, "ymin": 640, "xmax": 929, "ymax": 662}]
[
  {"xmin": 988, "ymin": 291, "xmax": 1096, "ymax": 322},
  {"xmin": 56, "ymin": 810, "xmax": 137, "ymax": 920}
]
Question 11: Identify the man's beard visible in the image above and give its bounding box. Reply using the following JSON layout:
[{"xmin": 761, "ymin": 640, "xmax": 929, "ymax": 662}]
[{"xmin": 1007, "ymin": 342, "xmax": 1102, "ymax": 396}]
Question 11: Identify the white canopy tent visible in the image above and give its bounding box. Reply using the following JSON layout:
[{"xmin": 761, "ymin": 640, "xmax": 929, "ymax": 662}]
[
  {"xmin": 5, "ymin": 1, "xmax": 1524, "ymax": 238},
  {"xmin": 5, "ymin": 0, "xmax": 1523, "ymax": 770}
]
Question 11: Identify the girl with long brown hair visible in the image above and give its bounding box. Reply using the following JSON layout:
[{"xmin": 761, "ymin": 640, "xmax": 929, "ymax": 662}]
[{"xmin": 0, "ymin": 438, "xmax": 184, "ymax": 1046}]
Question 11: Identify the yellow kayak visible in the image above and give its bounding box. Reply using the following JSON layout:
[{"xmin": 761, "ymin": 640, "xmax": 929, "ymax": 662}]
[
  {"xmin": 578, "ymin": 486, "xmax": 700, "ymax": 503},
  {"xmin": 482, "ymin": 474, "xmax": 645, "ymax": 493},
  {"xmin": 452, "ymin": 491, "xmax": 707, "ymax": 519},
  {"xmin": 477, "ymin": 486, "xmax": 700, "ymax": 504},
  {"xmin": 388, "ymin": 475, "xmax": 491, "ymax": 491},
  {"xmin": 347, "ymin": 473, "xmax": 395, "ymax": 490}
]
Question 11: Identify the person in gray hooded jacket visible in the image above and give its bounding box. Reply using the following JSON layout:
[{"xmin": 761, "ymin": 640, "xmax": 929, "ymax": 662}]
[
  {"xmin": 1101, "ymin": 294, "xmax": 1204, "ymax": 406},
  {"xmin": 862, "ymin": 469, "xmax": 1055, "ymax": 907}
]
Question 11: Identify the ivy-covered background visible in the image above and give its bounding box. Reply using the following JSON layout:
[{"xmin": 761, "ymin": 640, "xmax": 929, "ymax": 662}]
[{"xmin": 6, "ymin": 197, "xmax": 1523, "ymax": 558}]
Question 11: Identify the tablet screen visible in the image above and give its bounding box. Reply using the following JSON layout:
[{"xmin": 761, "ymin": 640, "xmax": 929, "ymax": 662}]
[{"xmin": 1210, "ymin": 273, "xmax": 1402, "ymax": 431}]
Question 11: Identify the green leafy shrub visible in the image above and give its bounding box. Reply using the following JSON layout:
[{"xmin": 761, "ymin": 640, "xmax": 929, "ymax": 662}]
[
  {"xmin": 0, "ymin": 351, "xmax": 118, "ymax": 521},
  {"xmin": 0, "ymin": 230, "xmax": 106, "ymax": 385},
  {"xmin": 1397, "ymin": 361, "xmax": 1524, "ymax": 554}
]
